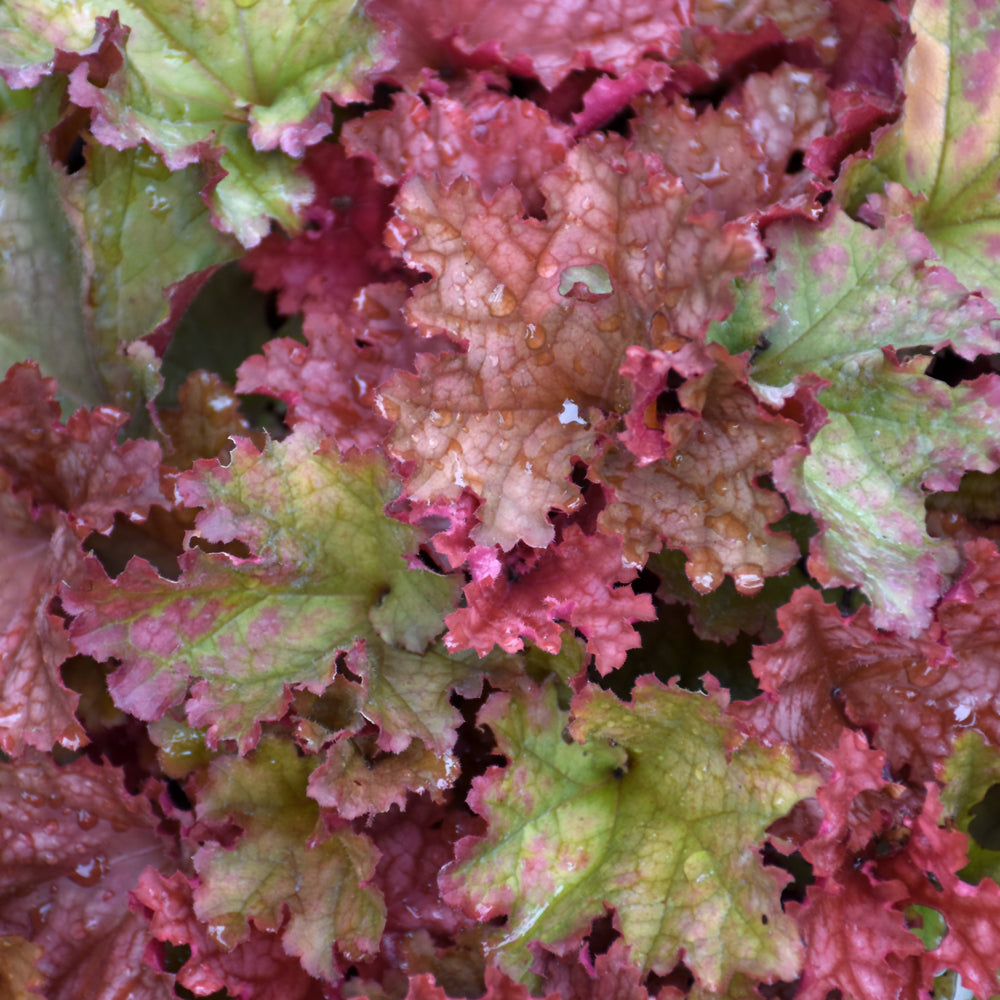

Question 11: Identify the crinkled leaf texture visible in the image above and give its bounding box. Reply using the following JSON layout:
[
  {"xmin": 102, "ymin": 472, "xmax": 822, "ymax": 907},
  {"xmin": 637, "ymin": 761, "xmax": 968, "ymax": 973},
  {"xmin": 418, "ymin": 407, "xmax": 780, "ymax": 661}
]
[
  {"xmin": 444, "ymin": 525, "xmax": 655, "ymax": 674},
  {"xmin": 134, "ymin": 869, "xmax": 327, "ymax": 1000},
  {"xmin": 749, "ymin": 209, "xmax": 1000, "ymax": 632},
  {"xmin": 0, "ymin": 752, "xmax": 174, "ymax": 1000},
  {"xmin": 0, "ymin": 362, "xmax": 166, "ymax": 756},
  {"xmin": 64, "ymin": 425, "xmax": 459, "ymax": 751},
  {"xmin": 443, "ymin": 679, "xmax": 817, "ymax": 991},
  {"xmin": 191, "ymin": 737, "xmax": 385, "ymax": 982},
  {"xmin": 381, "ymin": 137, "xmax": 760, "ymax": 550}
]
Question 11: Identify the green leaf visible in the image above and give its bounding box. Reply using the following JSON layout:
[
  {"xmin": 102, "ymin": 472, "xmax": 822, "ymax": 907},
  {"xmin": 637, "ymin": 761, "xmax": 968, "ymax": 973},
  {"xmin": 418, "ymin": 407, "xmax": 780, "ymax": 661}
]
[
  {"xmin": 193, "ymin": 736, "xmax": 385, "ymax": 979},
  {"xmin": 941, "ymin": 731, "xmax": 1000, "ymax": 886},
  {"xmin": 66, "ymin": 426, "xmax": 461, "ymax": 751},
  {"xmin": 705, "ymin": 276, "xmax": 774, "ymax": 357},
  {"xmin": 838, "ymin": 0, "xmax": 1000, "ymax": 300},
  {"xmin": 2, "ymin": 0, "xmax": 382, "ymax": 245},
  {"xmin": 750, "ymin": 210, "xmax": 1000, "ymax": 632},
  {"xmin": 445, "ymin": 680, "xmax": 817, "ymax": 991},
  {"xmin": 0, "ymin": 79, "xmax": 237, "ymax": 416}
]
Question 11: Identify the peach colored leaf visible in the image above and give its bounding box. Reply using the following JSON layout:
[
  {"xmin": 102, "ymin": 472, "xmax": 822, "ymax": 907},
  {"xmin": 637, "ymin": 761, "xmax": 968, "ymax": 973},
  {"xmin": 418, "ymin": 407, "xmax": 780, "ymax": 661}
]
[
  {"xmin": 630, "ymin": 65, "xmax": 830, "ymax": 221},
  {"xmin": 342, "ymin": 87, "xmax": 572, "ymax": 217},
  {"xmin": 381, "ymin": 138, "xmax": 761, "ymax": 550},
  {"xmin": 595, "ymin": 346, "xmax": 800, "ymax": 594}
]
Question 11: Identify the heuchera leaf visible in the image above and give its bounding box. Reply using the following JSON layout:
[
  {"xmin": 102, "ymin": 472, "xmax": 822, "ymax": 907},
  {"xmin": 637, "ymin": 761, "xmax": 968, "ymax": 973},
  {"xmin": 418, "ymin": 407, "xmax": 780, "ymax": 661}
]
[
  {"xmin": 940, "ymin": 730, "xmax": 1000, "ymax": 886},
  {"xmin": 191, "ymin": 737, "xmax": 385, "ymax": 982},
  {"xmin": 443, "ymin": 679, "xmax": 817, "ymax": 990},
  {"xmin": 307, "ymin": 734, "xmax": 457, "ymax": 819},
  {"xmin": 238, "ymin": 282, "xmax": 448, "ymax": 454},
  {"xmin": 0, "ymin": 935, "xmax": 45, "ymax": 1000},
  {"xmin": 0, "ymin": 81, "xmax": 234, "ymax": 414},
  {"xmin": 629, "ymin": 65, "xmax": 830, "ymax": 221},
  {"xmin": 841, "ymin": 0, "xmax": 1000, "ymax": 300},
  {"xmin": 0, "ymin": 485, "xmax": 85, "ymax": 756},
  {"xmin": 595, "ymin": 345, "xmax": 801, "ymax": 595},
  {"xmin": 1, "ymin": 0, "xmax": 384, "ymax": 246},
  {"xmin": 798, "ymin": 729, "xmax": 902, "ymax": 878},
  {"xmin": 879, "ymin": 787, "xmax": 1000, "ymax": 998},
  {"xmin": 0, "ymin": 363, "xmax": 166, "ymax": 755},
  {"xmin": 0, "ymin": 752, "xmax": 174, "ymax": 1000},
  {"xmin": 788, "ymin": 868, "xmax": 925, "ymax": 1000},
  {"xmin": 749, "ymin": 209, "xmax": 1000, "ymax": 632},
  {"xmin": 444, "ymin": 524, "xmax": 655, "ymax": 674},
  {"xmin": 381, "ymin": 138, "xmax": 761, "ymax": 550},
  {"xmin": 735, "ymin": 549, "xmax": 1000, "ymax": 785},
  {"xmin": 64, "ymin": 425, "xmax": 459, "ymax": 751},
  {"xmin": 134, "ymin": 869, "xmax": 327, "ymax": 1000},
  {"xmin": 369, "ymin": 0, "xmax": 686, "ymax": 91},
  {"xmin": 342, "ymin": 87, "xmax": 572, "ymax": 216}
]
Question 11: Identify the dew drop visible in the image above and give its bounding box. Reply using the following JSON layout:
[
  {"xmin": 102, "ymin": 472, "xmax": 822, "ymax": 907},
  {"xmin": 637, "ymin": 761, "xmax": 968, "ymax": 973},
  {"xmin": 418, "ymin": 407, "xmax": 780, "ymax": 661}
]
[
  {"xmin": 733, "ymin": 563, "xmax": 765, "ymax": 596},
  {"xmin": 498, "ymin": 410, "xmax": 515, "ymax": 430},
  {"xmin": 712, "ymin": 474, "xmax": 730, "ymax": 496},
  {"xmin": 706, "ymin": 513, "xmax": 748, "ymax": 542},
  {"xmin": 68, "ymin": 853, "xmax": 109, "ymax": 888},
  {"xmin": 524, "ymin": 323, "xmax": 546, "ymax": 350},
  {"xmin": 429, "ymin": 410, "xmax": 454, "ymax": 428},
  {"xmin": 904, "ymin": 658, "xmax": 948, "ymax": 688},
  {"xmin": 486, "ymin": 283, "xmax": 518, "ymax": 318},
  {"xmin": 682, "ymin": 850, "xmax": 714, "ymax": 885},
  {"xmin": 687, "ymin": 548, "xmax": 723, "ymax": 594},
  {"xmin": 534, "ymin": 350, "xmax": 555, "ymax": 367}
]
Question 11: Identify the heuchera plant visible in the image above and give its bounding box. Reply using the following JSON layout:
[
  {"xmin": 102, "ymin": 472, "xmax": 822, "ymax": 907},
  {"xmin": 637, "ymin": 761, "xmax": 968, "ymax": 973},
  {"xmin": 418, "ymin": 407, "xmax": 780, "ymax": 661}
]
[{"xmin": 4, "ymin": 0, "xmax": 1000, "ymax": 997}]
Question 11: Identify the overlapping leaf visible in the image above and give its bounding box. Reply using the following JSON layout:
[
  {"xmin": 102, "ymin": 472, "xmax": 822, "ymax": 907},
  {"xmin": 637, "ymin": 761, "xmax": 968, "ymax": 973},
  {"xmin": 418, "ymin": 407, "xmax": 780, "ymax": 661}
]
[
  {"xmin": 748, "ymin": 210, "xmax": 1000, "ymax": 631},
  {"xmin": 630, "ymin": 65, "xmax": 830, "ymax": 221},
  {"xmin": 443, "ymin": 680, "xmax": 816, "ymax": 990},
  {"xmin": 342, "ymin": 87, "xmax": 572, "ymax": 215},
  {"xmin": 1, "ymin": 0, "xmax": 384, "ymax": 245},
  {"xmin": 0, "ymin": 81, "xmax": 235, "ymax": 415},
  {"xmin": 0, "ymin": 363, "xmax": 166, "ymax": 755},
  {"xmin": 444, "ymin": 524, "xmax": 654, "ymax": 673},
  {"xmin": 381, "ymin": 138, "xmax": 761, "ymax": 550},
  {"xmin": 369, "ymin": 0, "xmax": 686, "ymax": 91},
  {"xmin": 191, "ymin": 738, "xmax": 385, "ymax": 982},
  {"xmin": 595, "ymin": 345, "xmax": 801, "ymax": 593},
  {"xmin": 841, "ymin": 0, "xmax": 1000, "ymax": 300},
  {"xmin": 65, "ymin": 426, "xmax": 460, "ymax": 751},
  {"xmin": 134, "ymin": 869, "xmax": 327, "ymax": 1000}
]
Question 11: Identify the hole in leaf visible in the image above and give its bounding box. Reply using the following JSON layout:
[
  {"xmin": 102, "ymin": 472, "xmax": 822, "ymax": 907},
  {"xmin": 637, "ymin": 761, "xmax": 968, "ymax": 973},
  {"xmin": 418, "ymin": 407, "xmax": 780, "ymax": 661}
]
[
  {"xmin": 65, "ymin": 135, "xmax": 87, "ymax": 174},
  {"xmin": 586, "ymin": 910, "xmax": 620, "ymax": 958},
  {"xmin": 166, "ymin": 778, "xmax": 193, "ymax": 811},
  {"xmin": 784, "ymin": 149, "xmax": 805, "ymax": 174}
]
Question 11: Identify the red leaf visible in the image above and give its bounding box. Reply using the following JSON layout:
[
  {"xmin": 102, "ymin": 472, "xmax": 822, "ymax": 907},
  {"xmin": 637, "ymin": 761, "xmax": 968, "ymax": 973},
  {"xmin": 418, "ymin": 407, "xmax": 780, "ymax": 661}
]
[
  {"xmin": 788, "ymin": 868, "xmax": 926, "ymax": 1000},
  {"xmin": 0, "ymin": 362, "xmax": 167, "ymax": 533},
  {"xmin": 241, "ymin": 144, "xmax": 399, "ymax": 319},
  {"xmin": 369, "ymin": 0, "xmax": 687, "ymax": 91},
  {"xmin": 343, "ymin": 86, "xmax": 572, "ymax": 216},
  {"xmin": 133, "ymin": 869, "xmax": 327, "ymax": 1000},
  {"xmin": 0, "ymin": 754, "xmax": 174, "ymax": 1000},
  {"xmin": 444, "ymin": 524, "xmax": 654, "ymax": 674}
]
